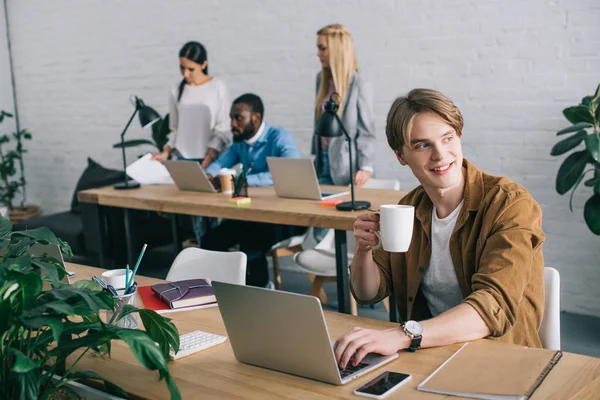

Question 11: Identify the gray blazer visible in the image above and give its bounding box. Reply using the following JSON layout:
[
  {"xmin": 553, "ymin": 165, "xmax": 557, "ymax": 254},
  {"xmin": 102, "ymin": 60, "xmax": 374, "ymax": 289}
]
[{"xmin": 312, "ymin": 71, "xmax": 376, "ymax": 186}]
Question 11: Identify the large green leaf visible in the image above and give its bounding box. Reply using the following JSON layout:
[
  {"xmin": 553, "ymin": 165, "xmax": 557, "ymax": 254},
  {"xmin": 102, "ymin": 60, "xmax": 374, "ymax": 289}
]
[
  {"xmin": 11, "ymin": 227, "xmax": 72, "ymax": 256},
  {"xmin": 69, "ymin": 370, "xmax": 131, "ymax": 399},
  {"xmin": 584, "ymin": 194, "xmax": 600, "ymax": 235},
  {"xmin": 585, "ymin": 134, "xmax": 600, "ymax": 162},
  {"xmin": 119, "ymin": 305, "xmax": 179, "ymax": 357},
  {"xmin": 115, "ymin": 328, "xmax": 168, "ymax": 371},
  {"xmin": 16, "ymin": 369, "xmax": 40, "ymax": 400},
  {"xmin": 112, "ymin": 139, "xmax": 155, "ymax": 148},
  {"xmin": 556, "ymin": 122, "xmax": 593, "ymax": 136},
  {"xmin": 551, "ymin": 130, "xmax": 586, "ymax": 155},
  {"xmin": 31, "ymin": 258, "xmax": 64, "ymax": 285},
  {"xmin": 563, "ymin": 105, "xmax": 595, "ymax": 124},
  {"xmin": 10, "ymin": 348, "xmax": 39, "ymax": 373},
  {"xmin": 556, "ymin": 150, "xmax": 588, "ymax": 194},
  {"xmin": 0, "ymin": 215, "xmax": 12, "ymax": 237}
]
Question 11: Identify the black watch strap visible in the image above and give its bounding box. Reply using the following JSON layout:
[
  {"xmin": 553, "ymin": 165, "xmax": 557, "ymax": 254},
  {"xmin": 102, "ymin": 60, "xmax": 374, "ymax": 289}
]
[{"xmin": 406, "ymin": 335, "xmax": 422, "ymax": 352}]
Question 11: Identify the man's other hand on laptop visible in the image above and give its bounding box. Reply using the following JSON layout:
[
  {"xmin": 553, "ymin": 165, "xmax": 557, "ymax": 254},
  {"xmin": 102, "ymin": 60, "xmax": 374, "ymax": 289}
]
[{"xmin": 334, "ymin": 327, "xmax": 408, "ymax": 369}]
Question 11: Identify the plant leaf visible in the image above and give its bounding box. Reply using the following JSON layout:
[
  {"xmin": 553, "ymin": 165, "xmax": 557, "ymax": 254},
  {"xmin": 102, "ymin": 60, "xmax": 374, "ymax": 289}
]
[
  {"xmin": 69, "ymin": 370, "xmax": 131, "ymax": 399},
  {"xmin": 555, "ymin": 150, "xmax": 588, "ymax": 195},
  {"xmin": 563, "ymin": 105, "xmax": 595, "ymax": 124},
  {"xmin": 11, "ymin": 227, "xmax": 72, "ymax": 256},
  {"xmin": 585, "ymin": 134, "xmax": 600, "ymax": 162},
  {"xmin": 584, "ymin": 177, "xmax": 600, "ymax": 187},
  {"xmin": 556, "ymin": 122, "xmax": 593, "ymax": 136},
  {"xmin": 569, "ymin": 170, "xmax": 594, "ymax": 211},
  {"xmin": 112, "ymin": 139, "xmax": 155, "ymax": 148},
  {"xmin": 584, "ymin": 194, "xmax": 600, "ymax": 235},
  {"xmin": 16, "ymin": 369, "xmax": 40, "ymax": 400},
  {"xmin": 10, "ymin": 348, "xmax": 39, "ymax": 373},
  {"xmin": 44, "ymin": 316, "xmax": 64, "ymax": 343},
  {"xmin": 0, "ymin": 215, "xmax": 12, "ymax": 238},
  {"xmin": 115, "ymin": 328, "xmax": 169, "ymax": 371},
  {"xmin": 551, "ymin": 130, "xmax": 587, "ymax": 155},
  {"xmin": 119, "ymin": 305, "xmax": 179, "ymax": 357}
]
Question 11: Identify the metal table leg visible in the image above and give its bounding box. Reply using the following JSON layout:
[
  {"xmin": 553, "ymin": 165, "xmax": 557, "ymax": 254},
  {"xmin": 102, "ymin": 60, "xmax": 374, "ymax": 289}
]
[
  {"xmin": 172, "ymin": 214, "xmax": 182, "ymax": 254},
  {"xmin": 334, "ymin": 229, "xmax": 351, "ymax": 314},
  {"xmin": 91, "ymin": 203, "xmax": 108, "ymax": 268},
  {"xmin": 123, "ymin": 209, "xmax": 137, "ymax": 267},
  {"xmin": 388, "ymin": 292, "xmax": 398, "ymax": 322}
]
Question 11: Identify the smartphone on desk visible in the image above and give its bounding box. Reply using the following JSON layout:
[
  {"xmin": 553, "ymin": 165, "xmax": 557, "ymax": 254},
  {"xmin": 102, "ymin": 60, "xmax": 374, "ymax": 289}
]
[{"xmin": 354, "ymin": 371, "xmax": 411, "ymax": 399}]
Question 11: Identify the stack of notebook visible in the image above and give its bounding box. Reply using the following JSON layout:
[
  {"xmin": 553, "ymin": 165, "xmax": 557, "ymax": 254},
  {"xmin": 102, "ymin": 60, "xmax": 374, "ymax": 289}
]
[{"xmin": 138, "ymin": 279, "xmax": 217, "ymax": 314}]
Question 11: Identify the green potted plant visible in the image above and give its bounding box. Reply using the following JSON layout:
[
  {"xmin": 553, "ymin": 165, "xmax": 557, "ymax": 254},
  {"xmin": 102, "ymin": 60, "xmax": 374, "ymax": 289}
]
[
  {"xmin": 0, "ymin": 215, "xmax": 182, "ymax": 400},
  {"xmin": 0, "ymin": 110, "xmax": 40, "ymax": 222},
  {"xmin": 551, "ymin": 82, "xmax": 600, "ymax": 234},
  {"xmin": 112, "ymin": 114, "xmax": 171, "ymax": 152}
]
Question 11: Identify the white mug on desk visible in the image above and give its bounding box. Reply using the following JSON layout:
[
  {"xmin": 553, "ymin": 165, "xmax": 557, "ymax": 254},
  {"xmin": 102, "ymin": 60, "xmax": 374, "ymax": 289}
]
[{"xmin": 372, "ymin": 205, "xmax": 414, "ymax": 252}]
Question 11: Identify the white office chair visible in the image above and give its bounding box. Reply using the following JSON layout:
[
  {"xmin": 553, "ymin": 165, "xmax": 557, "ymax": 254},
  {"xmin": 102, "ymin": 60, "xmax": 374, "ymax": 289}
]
[
  {"xmin": 540, "ymin": 267, "xmax": 561, "ymax": 350},
  {"xmin": 293, "ymin": 178, "xmax": 402, "ymax": 314},
  {"xmin": 166, "ymin": 247, "xmax": 247, "ymax": 285}
]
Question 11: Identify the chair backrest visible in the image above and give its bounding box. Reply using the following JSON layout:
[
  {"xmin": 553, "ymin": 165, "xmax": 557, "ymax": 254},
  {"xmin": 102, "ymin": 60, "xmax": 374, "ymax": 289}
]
[
  {"xmin": 166, "ymin": 248, "xmax": 247, "ymax": 285},
  {"xmin": 540, "ymin": 267, "xmax": 561, "ymax": 350},
  {"xmin": 362, "ymin": 178, "xmax": 401, "ymax": 191}
]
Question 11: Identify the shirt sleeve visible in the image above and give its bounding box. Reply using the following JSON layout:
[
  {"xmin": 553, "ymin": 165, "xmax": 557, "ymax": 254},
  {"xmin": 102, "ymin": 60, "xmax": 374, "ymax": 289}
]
[
  {"xmin": 246, "ymin": 130, "xmax": 300, "ymax": 187},
  {"xmin": 463, "ymin": 191, "xmax": 545, "ymax": 338},
  {"xmin": 205, "ymin": 144, "xmax": 239, "ymax": 176},
  {"xmin": 166, "ymin": 88, "xmax": 178, "ymax": 149},
  {"xmin": 207, "ymin": 80, "xmax": 232, "ymax": 153},
  {"xmin": 355, "ymin": 78, "xmax": 376, "ymax": 172},
  {"xmin": 349, "ymin": 248, "xmax": 394, "ymax": 305}
]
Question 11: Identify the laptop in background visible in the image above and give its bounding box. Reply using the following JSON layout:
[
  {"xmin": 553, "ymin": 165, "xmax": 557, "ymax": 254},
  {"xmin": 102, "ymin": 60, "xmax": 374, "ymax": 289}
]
[
  {"xmin": 212, "ymin": 281, "xmax": 397, "ymax": 385},
  {"xmin": 162, "ymin": 160, "xmax": 217, "ymax": 193},
  {"xmin": 266, "ymin": 157, "xmax": 349, "ymax": 201}
]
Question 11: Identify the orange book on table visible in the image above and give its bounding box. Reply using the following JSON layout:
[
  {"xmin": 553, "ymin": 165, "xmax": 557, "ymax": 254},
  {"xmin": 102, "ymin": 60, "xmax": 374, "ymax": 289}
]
[{"xmin": 320, "ymin": 198, "xmax": 342, "ymax": 207}]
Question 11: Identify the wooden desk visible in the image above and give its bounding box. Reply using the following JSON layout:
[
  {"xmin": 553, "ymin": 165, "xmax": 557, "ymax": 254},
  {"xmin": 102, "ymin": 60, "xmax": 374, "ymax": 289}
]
[
  {"xmin": 68, "ymin": 263, "xmax": 600, "ymax": 400},
  {"xmin": 78, "ymin": 184, "xmax": 408, "ymax": 314}
]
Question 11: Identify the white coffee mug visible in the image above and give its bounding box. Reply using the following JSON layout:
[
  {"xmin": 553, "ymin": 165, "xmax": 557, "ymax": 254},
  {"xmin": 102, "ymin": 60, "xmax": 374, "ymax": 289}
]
[
  {"xmin": 101, "ymin": 269, "xmax": 128, "ymax": 290},
  {"xmin": 372, "ymin": 205, "xmax": 414, "ymax": 252}
]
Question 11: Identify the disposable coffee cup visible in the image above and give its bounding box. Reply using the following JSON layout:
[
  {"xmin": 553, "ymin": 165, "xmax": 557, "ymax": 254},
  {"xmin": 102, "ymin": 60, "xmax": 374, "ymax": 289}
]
[{"xmin": 218, "ymin": 168, "xmax": 236, "ymax": 194}]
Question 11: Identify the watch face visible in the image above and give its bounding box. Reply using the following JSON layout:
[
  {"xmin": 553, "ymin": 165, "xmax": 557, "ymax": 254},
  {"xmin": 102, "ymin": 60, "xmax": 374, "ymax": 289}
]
[{"xmin": 405, "ymin": 320, "xmax": 423, "ymax": 335}]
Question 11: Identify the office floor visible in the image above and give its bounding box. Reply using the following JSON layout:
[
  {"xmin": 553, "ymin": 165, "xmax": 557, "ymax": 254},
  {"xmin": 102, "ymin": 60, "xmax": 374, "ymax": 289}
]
[{"xmin": 90, "ymin": 243, "xmax": 600, "ymax": 359}]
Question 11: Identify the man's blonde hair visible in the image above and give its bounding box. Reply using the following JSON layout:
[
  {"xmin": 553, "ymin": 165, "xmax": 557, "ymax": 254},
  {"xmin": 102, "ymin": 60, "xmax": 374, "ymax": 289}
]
[
  {"xmin": 315, "ymin": 24, "xmax": 359, "ymax": 116},
  {"xmin": 386, "ymin": 89, "xmax": 464, "ymax": 151}
]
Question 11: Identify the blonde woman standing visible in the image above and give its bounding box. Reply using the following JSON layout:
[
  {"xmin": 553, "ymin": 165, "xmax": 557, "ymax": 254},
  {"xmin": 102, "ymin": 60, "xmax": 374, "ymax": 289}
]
[{"xmin": 314, "ymin": 24, "xmax": 376, "ymax": 188}]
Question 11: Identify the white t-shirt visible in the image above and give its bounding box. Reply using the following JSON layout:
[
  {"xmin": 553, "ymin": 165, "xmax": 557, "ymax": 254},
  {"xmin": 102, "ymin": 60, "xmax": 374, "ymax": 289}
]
[
  {"xmin": 420, "ymin": 201, "xmax": 465, "ymax": 317},
  {"xmin": 167, "ymin": 78, "xmax": 231, "ymax": 159}
]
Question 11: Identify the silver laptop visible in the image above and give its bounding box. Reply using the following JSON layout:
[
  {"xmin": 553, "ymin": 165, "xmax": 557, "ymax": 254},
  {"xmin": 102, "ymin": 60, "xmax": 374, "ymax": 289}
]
[
  {"xmin": 266, "ymin": 157, "xmax": 349, "ymax": 200},
  {"xmin": 212, "ymin": 281, "xmax": 398, "ymax": 385},
  {"xmin": 0, "ymin": 242, "xmax": 72, "ymax": 283},
  {"xmin": 162, "ymin": 160, "xmax": 217, "ymax": 193}
]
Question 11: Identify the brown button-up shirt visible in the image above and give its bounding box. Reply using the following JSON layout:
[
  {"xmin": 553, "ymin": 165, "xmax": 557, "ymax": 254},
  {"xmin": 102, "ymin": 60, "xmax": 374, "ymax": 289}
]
[{"xmin": 351, "ymin": 159, "xmax": 545, "ymax": 347}]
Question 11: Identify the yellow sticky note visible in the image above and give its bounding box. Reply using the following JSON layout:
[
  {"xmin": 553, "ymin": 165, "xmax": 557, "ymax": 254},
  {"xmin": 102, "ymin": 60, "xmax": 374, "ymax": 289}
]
[{"xmin": 228, "ymin": 197, "xmax": 251, "ymax": 206}]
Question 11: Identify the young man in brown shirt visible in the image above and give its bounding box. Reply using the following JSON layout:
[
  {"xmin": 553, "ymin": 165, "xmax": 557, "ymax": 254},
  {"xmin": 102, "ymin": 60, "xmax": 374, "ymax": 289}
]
[{"xmin": 334, "ymin": 89, "xmax": 545, "ymax": 369}]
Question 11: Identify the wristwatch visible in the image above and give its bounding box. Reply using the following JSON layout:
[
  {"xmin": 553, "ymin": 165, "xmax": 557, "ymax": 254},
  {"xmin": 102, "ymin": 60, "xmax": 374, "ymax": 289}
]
[{"xmin": 402, "ymin": 320, "xmax": 423, "ymax": 352}]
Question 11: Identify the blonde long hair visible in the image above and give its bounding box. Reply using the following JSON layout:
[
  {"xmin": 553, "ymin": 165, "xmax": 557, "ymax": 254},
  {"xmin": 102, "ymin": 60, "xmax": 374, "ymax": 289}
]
[{"xmin": 316, "ymin": 24, "xmax": 359, "ymax": 117}]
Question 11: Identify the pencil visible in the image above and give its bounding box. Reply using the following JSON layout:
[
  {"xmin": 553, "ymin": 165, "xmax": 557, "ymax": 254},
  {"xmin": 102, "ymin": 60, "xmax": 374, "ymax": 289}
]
[{"xmin": 127, "ymin": 244, "xmax": 147, "ymax": 288}]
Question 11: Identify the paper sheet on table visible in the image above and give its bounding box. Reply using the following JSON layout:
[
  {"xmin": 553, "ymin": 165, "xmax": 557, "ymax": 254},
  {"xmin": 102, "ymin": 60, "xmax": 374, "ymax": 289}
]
[{"xmin": 126, "ymin": 153, "xmax": 174, "ymax": 185}]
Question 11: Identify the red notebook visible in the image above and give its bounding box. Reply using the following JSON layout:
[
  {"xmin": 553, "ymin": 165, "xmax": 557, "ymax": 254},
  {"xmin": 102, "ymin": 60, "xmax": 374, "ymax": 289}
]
[{"xmin": 138, "ymin": 285, "xmax": 217, "ymax": 314}]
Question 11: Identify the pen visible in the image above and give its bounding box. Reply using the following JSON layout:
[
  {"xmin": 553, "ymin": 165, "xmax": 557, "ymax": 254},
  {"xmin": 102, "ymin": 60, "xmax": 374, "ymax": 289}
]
[
  {"xmin": 92, "ymin": 276, "xmax": 108, "ymax": 289},
  {"xmin": 124, "ymin": 282, "xmax": 138, "ymax": 295},
  {"xmin": 105, "ymin": 285, "xmax": 119, "ymax": 296}
]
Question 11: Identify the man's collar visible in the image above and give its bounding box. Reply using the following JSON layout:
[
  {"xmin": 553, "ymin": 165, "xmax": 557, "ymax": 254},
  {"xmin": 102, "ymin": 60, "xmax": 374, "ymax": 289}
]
[{"xmin": 245, "ymin": 121, "xmax": 267, "ymax": 145}]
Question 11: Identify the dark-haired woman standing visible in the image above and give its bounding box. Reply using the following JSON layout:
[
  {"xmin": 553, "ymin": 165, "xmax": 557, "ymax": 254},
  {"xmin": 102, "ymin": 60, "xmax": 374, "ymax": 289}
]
[{"xmin": 152, "ymin": 41, "xmax": 230, "ymax": 168}]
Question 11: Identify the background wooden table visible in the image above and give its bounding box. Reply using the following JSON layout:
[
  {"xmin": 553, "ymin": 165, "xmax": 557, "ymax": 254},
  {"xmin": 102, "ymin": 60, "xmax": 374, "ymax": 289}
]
[
  {"xmin": 78, "ymin": 185, "xmax": 408, "ymax": 314},
  {"xmin": 69, "ymin": 263, "xmax": 600, "ymax": 400}
]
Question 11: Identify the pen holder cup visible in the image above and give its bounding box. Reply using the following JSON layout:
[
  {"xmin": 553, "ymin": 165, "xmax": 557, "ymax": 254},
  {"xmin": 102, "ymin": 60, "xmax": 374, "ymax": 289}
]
[
  {"xmin": 233, "ymin": 177, "xmax": 248, "ymax": 198},
  {"xmin": 105, "ymin": 289, "xmax": 138, "ymax": 329}
]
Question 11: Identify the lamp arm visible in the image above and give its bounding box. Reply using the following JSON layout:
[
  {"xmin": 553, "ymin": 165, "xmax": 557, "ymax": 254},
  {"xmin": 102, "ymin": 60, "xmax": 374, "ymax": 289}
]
[
  {"xmin": 120, "ymin": 108, "xmax": 139, "ymax": 187},
  {"xmin": 333, "ymin": 113, "xmax": 356, "ymax": 209}
]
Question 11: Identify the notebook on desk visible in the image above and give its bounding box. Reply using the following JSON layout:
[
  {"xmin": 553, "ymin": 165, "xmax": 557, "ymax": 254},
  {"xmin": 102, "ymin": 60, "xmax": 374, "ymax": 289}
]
[
  {"xmin": 417, "ymin": 341, "xmax": 562, "ymax": 400},
  {"xmin": 266, "ymin": 157, "xmax": 349, "ymax": 200}
]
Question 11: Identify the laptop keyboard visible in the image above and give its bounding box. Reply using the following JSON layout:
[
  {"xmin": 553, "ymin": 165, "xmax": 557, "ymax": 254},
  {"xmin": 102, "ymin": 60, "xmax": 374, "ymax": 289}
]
[{"xmin": 339, "ymin": 362, "xmax": 369, "ymax": 378}]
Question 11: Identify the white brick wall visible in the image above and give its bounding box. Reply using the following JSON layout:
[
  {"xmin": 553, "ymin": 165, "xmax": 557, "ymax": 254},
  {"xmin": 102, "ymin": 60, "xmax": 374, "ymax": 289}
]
[
  {"xmin": 0, "ymin": 3, "xmax": 16, "ymax": 136},
  {"xmin": 4, "ymin": 0, "xmax": 600, "ymax": 316}
]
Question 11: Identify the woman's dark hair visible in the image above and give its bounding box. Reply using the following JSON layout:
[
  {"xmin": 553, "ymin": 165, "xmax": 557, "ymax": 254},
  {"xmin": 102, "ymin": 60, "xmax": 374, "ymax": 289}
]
[{"xmin": 177, "ymin": 41, "xmax": 208, "ymax": 101}]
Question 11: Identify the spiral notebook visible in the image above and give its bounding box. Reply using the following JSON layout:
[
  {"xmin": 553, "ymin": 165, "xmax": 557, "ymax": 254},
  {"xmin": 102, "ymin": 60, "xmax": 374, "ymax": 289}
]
[{"xmin": 417, "ymin": 341, "xmax": 562, "ymax": 400}]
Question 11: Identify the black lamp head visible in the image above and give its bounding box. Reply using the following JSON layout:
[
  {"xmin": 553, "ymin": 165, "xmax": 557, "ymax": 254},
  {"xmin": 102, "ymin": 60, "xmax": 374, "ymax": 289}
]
[
  {"xmin": 317, "ymin": 93, "xmax": 343, "ymax": 138},
  {"xmin": 134, "ymin": 96, "xmax": 160, "ymax": 128}
]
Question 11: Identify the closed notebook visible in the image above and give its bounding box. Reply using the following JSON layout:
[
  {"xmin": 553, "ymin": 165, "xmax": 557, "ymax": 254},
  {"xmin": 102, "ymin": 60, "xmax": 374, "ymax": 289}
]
[
  {"xmin": 151, "ymin": 279, "xmax": 216, "ymax": 309},
  {"xmin": 417, "ymin": 340, "xmax": 562, "ymax": 400}
]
